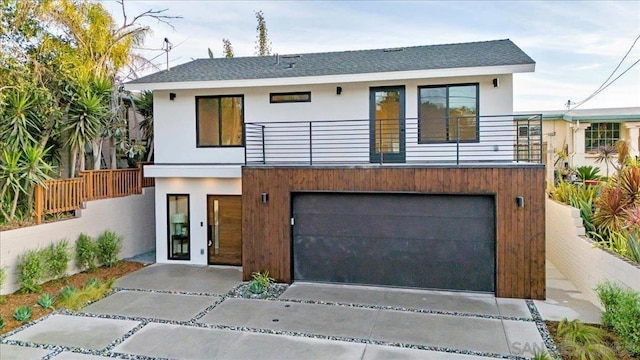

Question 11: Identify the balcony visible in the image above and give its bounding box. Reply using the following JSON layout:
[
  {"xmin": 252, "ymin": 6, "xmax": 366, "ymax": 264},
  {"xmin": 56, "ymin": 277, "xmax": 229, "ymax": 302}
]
[{"xmin": 244, "ymin": 114, "xmax": 543, "ymax": 166}]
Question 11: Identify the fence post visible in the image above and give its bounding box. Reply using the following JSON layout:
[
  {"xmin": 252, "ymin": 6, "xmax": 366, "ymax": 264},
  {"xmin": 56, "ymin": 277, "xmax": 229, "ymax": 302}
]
[
  {"xmin": 107, "ymin": 170, "xmax": 114, "ymax": 198},
  {"xmin": 309, "ymin": 121, "xmax": 313, "ymax": 166},
  {"xmin": 34, "ymin": 184, "xmax": 44, "ymax": 224},
  {"xmin": 456, "ymin": 117, "xmax": 460, "ymax": 165},
  {"xmin": 83, "ymin": 172, "xmax": 92, "ymax": 201},
  {"xmin": 137, "ymin": 162, "xmax": 143, "ymax": 194}
]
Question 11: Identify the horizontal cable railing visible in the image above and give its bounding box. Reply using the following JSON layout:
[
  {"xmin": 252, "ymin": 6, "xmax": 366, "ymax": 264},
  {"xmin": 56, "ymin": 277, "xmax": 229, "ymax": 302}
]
[{"xmin": 245, "ymin": 114, "xmax": 543, "ymax": 165}]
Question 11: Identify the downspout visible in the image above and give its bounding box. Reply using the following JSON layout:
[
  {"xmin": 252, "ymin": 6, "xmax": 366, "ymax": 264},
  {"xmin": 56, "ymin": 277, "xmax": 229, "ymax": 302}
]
[{"xmin": 570, "ymin": 118, "xmax": 579, "ymax": 168}]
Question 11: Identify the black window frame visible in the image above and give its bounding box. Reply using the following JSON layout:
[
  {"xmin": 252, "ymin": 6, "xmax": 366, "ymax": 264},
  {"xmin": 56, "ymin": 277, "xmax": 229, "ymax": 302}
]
[
  {"xmin": 195, "ymin": 95, "xmax": 245, "ymax": 148},
  {"xmin": 417, "ymin": 83, "xmax": 480, "ymax": 144},
  {"xmin": 167, "ymin": 193, "xmax": 190, "ymax": 261},
  {"xmin": 269, "ymin": 91, "xmax": 311, "ymax": 103},
  {"xmin": 585, "ymin": 122, "xmax": 621, "ymax": 153}
]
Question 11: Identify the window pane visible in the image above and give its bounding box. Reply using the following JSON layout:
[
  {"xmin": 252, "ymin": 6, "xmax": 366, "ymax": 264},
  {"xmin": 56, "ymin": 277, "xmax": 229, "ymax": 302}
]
[
  {"xmin": 221, "ymin": 97, "xmax": 243, "ymax": 146},
  {"xmin": 448, "ymin": 85, "xmax": 477, "ymax": 141},
  {"xmin": 585, "ymin": 122, "xmax": 620, "ymax": 152},
  {"xmin": 374, "ymin": 90, "xmax": 401, "ymax": 153},
  {"xmin": 197, "ymin": 98, "xmax": 220, "ymax": 146},
  {"xmin": 270, "ymin": 92, "xmax": 311, "ymax": 103},
  {"xmin": 419, "ymin": 87, "xmax": 447, "ymax": 142},
  {"xmin": 168, "ymin": 194, "xmax": 189, "ymax": 260}
]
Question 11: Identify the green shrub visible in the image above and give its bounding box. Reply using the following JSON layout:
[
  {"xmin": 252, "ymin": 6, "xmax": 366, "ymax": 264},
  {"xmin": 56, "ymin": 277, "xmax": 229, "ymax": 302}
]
[
  {"xmin": 58, "ymin": 286, "xmax": 76, "ymax": 302},
  {"xmin": 17, "ymin": 249, "xmax": 46, "ymax": 293},
  {"xmin": 37, "ymin": 293, "xmax": 56, "ymax": 310},
  {"xmin": 627, "ymin": 232, "xmax": 640, "ymax": 264},
  {"xmin": 85, "ymin": 277, "xmax": 100, "ymax": 288},
  {"xmin": 576, "ymin": 165, "xmax": 601, "ymax": 181},
  {"xmin": 75, "ymin": 233, "xmax": 97, "ymax": 272},
  {"xmin": 595, "ymin": 281, "xmax": 640, "ymax": 355},
  {"xmin": 0, "ymin": 315, "xmax": 4, "ymax": 330},
  {"xmin": 248, "ymin": 280, "xmax": 264, "ymax": 294},
  {"xmin": 57, "ymin": 278, "xmax": 114, "ymax": 310},
  {"xmin": 45, "ymin": 240, "xmax": 69, "ymax": 279},
  {"xmin": 96, "ymin": 231, "xmax": 122, "ymax": 267},
  {"xmin": 251, "ymin": 270, "xmax": 274, "ymax": 288},
  {"xmin": 13, "ymin": 306, "xmax": 33, "ymax": 323}
]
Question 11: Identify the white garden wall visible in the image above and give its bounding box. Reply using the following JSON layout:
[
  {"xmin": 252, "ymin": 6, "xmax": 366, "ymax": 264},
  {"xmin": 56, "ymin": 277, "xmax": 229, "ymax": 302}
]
[
  {"xmin": 546, "ymin": 198, "xmax": 640, "ymax": 306},
  {"xmin": 0, "ymin": 187, "xmax": 155, "ymax": 294}
]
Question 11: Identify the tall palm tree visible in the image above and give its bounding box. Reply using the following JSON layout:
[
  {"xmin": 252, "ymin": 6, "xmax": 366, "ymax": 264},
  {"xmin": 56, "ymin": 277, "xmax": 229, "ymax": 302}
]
[{"xmin": 134, "ymin": 90, "xmax": 154, "ymax": 161}]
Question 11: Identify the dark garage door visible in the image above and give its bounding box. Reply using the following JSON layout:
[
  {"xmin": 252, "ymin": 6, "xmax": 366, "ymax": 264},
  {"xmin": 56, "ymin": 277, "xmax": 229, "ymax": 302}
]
[{"xmin": 292, "ymin": 193, "xmax": 496, "ymax": 292}]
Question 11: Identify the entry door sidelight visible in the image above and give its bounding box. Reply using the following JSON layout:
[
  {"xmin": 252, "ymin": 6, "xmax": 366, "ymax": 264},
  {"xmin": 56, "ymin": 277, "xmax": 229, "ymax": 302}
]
[
  {"xmin": 370, "ymin": 86, "xmax": 406, "ymax": 163},
  {"xmin": 207, "ymin": 195, "xmax": 242, "ymax": 265}
]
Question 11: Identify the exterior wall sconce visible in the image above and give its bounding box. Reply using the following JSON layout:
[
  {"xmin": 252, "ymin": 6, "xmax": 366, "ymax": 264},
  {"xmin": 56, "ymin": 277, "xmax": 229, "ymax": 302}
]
[
  {"xmin": 336, "ymin": 86, "xmax": 342, "ymax": 95},
  {"xmin": 492, "ymin": 78, "xmax": 499, "ymax": 88},
  {"xmin": 516, "ymin": 196, "xmax": 525, "ymax": 208},
  {"xmin": 169, "ymin": 92, "xmax": 177, "ymax": 101},
  {"xmin": 261, "ymin": 192, "xmax": 269, "ymax": 203}
]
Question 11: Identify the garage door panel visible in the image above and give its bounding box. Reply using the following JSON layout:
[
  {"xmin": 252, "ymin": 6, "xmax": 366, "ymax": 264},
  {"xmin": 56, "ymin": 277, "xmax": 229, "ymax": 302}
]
[{"xmin": 293, "ymin": 193, "xmax": 495, "ymax": 292}]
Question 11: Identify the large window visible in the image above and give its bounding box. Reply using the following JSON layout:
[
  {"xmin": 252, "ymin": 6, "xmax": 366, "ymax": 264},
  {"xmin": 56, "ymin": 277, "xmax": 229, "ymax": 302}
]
[
  {"xmin": 585, "ymin": 122, "xmax": 620, "ymax": 152},
  {"xmin": 418, "ymin": 84, "xmax": 479, "ymax": 143},
  {"xmin": 168, "ymin": 194, "xmax": 190, "ymax": 260},
  {"xmin": 196, "ymin": 95, "xmax": 244, "ymax": 147}
]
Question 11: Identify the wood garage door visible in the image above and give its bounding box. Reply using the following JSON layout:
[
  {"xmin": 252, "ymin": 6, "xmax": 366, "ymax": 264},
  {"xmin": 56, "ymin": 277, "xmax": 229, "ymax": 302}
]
[{"xmin": 292, "ymin": 193, "xmax": 496, "ymax": 292}]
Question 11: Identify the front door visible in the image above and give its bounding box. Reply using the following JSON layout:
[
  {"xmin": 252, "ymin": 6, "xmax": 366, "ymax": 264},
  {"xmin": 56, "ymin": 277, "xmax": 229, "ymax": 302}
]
[
  {"xmin": 207, "ymin": 195, "xmax": 242, "ymax": 265},
  {"xmin": 370, "ymin": 86, "xmax": 405, "ymax": 163}
]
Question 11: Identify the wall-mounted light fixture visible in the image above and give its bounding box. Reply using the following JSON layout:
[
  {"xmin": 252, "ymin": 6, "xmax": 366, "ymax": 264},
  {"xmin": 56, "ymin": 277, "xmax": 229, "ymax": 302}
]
[
  {"xmin": 516, "ymin": 196, "xmax": 525, "ymax": 208},
  {"xmin": 261, "ymin": 192, "xmax": 269, "ymax": 203},
  {"xmin": 492, "ymin": 78, "xmax": 499, "ymax": 88},
  {"xmin": 169, "ymin": 92, "xmax": 177, "ymax": 101},
  {"xmin": 336, "ymin": 86, "xmax": 342, "ymax": 95}
]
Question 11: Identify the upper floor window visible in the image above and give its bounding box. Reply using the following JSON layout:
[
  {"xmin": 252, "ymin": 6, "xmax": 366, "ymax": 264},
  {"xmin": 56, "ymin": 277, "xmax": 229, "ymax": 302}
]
[
  {"xmin": 196, "ymin": 95, "xmax": 244, "ymax": 147},
  {"xmin": 585, "ymin": 122, "xmax": 620, "ymax": 152},
  {"xmin": 418, "ymin": 84, "xmax": 479, "ymax": 143},
  {"xmin": 270, "ymin": 91, "xmax": 311, "ymax": 103}
]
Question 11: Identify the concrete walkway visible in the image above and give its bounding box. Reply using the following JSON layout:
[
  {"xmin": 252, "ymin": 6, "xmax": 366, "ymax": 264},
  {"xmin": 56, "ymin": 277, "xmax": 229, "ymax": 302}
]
[{"xmin": 0, "ymin": 262, "xmax": 602, "ymax": 360}]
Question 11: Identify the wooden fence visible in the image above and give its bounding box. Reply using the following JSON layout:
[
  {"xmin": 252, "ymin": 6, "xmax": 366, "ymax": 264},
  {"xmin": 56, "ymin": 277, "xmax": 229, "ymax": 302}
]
[{"xmin": 34, "ymin": 164, "xmax": 155, "ymax": 224}]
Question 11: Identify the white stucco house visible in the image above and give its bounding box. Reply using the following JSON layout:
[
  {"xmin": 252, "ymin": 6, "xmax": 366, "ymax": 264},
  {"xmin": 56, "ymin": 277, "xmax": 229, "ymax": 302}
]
[
  {"xmin": 527, "ymin": 107, "xmax": 640, "ymax": 180},
  {"xmin": 125, "ymin": 39, "xmax": 548, "ymax": 299}
]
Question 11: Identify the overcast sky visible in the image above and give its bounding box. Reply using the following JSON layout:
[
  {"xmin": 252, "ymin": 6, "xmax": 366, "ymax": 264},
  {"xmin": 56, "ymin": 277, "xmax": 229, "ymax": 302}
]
[{"xmin": 101, "ymin": 0, "xmax": 640, "ymax": 112}]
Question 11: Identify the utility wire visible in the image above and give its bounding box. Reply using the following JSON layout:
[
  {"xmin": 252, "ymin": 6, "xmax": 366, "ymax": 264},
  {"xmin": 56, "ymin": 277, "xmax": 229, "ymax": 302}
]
[{"xmin": 570, "ymin": 34, "xmax": 640, "ymax": 111}]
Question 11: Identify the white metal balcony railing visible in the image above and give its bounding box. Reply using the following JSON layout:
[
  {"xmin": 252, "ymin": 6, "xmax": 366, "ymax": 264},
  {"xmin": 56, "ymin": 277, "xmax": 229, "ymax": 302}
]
[{"xmin": 244, "ymin": 114, "xmax": 543, "ymax": 166}]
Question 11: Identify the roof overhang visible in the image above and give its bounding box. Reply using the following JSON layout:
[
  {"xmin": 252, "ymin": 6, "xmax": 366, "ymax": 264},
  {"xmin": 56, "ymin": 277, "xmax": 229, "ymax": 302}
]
[{"xmin": 125, "ymin": 63, "xmax": 535, "ymax": 91}]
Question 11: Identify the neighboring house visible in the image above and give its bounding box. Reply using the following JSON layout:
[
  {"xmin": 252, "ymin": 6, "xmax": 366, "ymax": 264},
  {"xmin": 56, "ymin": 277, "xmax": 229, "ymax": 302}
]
[
  {"xmin": 125, "ymin": 39, "xmax": 546, "ymax": 299},
  {"xmin": 528, "ymin": 107, "xmax": 640, "ymax": 180}
]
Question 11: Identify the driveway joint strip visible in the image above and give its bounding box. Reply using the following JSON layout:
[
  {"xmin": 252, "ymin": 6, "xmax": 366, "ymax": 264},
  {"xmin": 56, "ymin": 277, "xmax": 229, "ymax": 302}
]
[
  {"xmin": 113, "ymin": 287, "xmax": 224, "ymax": 297},
  {"xmin": 274, "ymin": 297, "xmax": 535, "ymax": 322},
  {"xmin": 526, "ymin": 300, "xmax": 560, "ymax": 359}
]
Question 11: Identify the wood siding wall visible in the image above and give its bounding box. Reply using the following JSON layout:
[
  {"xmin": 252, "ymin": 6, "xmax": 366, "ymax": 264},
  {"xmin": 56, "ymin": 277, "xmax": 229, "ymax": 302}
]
[{"xmin": 242, "ymin": 166, "xmax": 546, "ymax": 299}]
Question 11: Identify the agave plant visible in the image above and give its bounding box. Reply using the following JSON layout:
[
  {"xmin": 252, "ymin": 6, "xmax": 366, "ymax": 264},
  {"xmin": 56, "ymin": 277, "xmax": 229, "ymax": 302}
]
[
  {"xmin": 37, "ymin": 293, "xmax": 56, "ymax": 310},
  {"xmin": 13, "ymin": 305, "xmax": 33, "ymax": 323}
]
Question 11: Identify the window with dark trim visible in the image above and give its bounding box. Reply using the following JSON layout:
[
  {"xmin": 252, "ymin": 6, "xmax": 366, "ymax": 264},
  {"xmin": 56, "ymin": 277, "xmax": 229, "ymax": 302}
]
[
  {"xmin": 418, "ymin": 84, "xmax": 479, "ymax": 143},
  {"xmin": 196, "ymin": 95, "xmax": 244, "ymax": 147},
  {"xmin": 585, "ymin": 122, "xmax": 620, "ymax": 152},
  {"xmin": 270, "ymin": 91, "xmax": 311, "ymax": 103},
  {"xmin": 167, "ymin": 194, "xmax": 190, "ymax": 261}
]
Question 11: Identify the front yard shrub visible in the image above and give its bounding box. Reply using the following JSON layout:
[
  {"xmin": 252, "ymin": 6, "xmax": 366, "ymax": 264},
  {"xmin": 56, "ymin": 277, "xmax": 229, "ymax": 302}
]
[
  {"xmin": 44, "ymin": 240, "xmax": 69, "ymax": 279},
  {"xmin": 13, "ymin": 306, "xmax": 33, "ymax": 323},
  {"xmin": 76, "ymin": 233, "xmax": 97, "ymax": 272},
  {"xmin": 57, "ymin": 278, "xmax": 114, "ymax": 311},
  {"xmin": 37, "ymin": 293, "xmax": 56, "ymax": 310},
  {"xmin": 252, "ymin": 270, "xmax": 274, "ymax": 288},
  {"xmin": 595, "ymin": 281, "xmax": 640, "ymax": 356},
  {"xmin": 0, "ymin": 315, "xmax": 4, "ymax": 330},
  {"xmin": 555, "ymin": 318, "xmax": 616, "ymax": 360},
  {"xmin": 58, "ymin": 286, "xmax": 76, "ymax": 303},
  {"xmin": 16, "ymin": 249, "xmax": 46, "ymax": 293},
  {"xmin": 96, "ymin": 231, "xmax": 122, "ymax": 267}
]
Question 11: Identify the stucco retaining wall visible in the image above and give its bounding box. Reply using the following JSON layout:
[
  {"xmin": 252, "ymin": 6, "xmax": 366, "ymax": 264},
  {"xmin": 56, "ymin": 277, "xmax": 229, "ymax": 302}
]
[
  {"xmin": 0, "ymin": 187, "xmax": 155, "ymax": 294},
  {"xmin": 546, "ymin": 198, "xmax": 640, "ymax": 306}
]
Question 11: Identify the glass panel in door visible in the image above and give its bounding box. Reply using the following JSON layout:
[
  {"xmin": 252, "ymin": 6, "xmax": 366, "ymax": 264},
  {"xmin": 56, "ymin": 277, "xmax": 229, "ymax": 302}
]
[{"xmin": 370, "ymin": 86, "xmax": 405, "ymax": 163}]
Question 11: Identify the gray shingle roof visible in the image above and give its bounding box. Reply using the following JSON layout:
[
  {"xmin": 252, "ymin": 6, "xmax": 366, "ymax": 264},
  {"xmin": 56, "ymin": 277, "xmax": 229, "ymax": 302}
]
[{"xmin": 128, "ymin": 39, "xmax": 534, "ymax": 84}]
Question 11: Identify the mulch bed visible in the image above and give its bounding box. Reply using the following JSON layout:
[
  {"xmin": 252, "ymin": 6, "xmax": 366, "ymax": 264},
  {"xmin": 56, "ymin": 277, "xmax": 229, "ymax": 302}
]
[
  {"xmin": 0, "ymin": 261, "xmax": 145, "ymax": 336},
  {"xmin": 545, "ymin": 320, "xmax": 637, "ymax": 360}
]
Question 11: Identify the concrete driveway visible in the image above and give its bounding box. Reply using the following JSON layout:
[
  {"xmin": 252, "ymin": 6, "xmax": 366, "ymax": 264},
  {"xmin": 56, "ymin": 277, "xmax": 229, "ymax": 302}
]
[{"xmin": 0, "ymin": 263, "xmax": 597, "ymax": 360}]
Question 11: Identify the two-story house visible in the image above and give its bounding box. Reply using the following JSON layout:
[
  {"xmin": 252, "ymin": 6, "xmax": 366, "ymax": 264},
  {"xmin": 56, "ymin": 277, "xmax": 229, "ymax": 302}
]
[{"xmin": 125, "ymin": 39, "xmax": 546, "ymax": 299}]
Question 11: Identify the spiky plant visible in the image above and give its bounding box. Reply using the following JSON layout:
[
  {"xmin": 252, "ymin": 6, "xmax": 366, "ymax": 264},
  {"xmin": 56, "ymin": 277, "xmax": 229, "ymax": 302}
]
[
  {"xmin": 557, "ymin": 319, "xmax": 607, "ymax": 344},
  {"xmin": 593, "ymin": 187, "xmax": 628, "ymax": 233}
]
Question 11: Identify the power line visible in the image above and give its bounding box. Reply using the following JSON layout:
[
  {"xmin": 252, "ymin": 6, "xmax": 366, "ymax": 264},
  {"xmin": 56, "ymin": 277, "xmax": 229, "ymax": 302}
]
[{"xmin": 569, "ymin": 34, "xmax": 640, "ymax": 111}]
